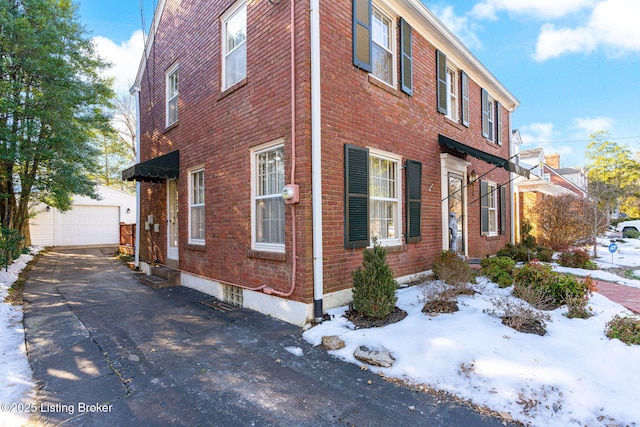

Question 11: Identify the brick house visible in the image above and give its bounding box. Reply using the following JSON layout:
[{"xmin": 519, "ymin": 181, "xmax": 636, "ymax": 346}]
[
  {"xmin": 512, "ymin": 145, "xmax": 588, "ymax": 243},
  {"xmin": 123, "ymin": 0, "xmax": 526, "ymax": 325}
]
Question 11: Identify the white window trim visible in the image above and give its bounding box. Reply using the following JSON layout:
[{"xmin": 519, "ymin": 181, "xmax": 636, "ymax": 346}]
[
  {"xmin": 188, "ymin": 167, "xmax": 205, "ymax": 245},
  {"xmin": 370, "ymin": 4, "xmax": 396, "ymax": 88},
  {"xmin": 251, "ymin": 139, "xmax": 285, "ymax": 253},
  {"xmin": 486, "ymin": 181, "xmax": 498, "ymax": 237},
  {"xmin": 446, "ymin": 66, "xmax": 458, "ymax": 121},
  {"xmin": 221, "ymin": 0, "xmax": 247, "ymax": 91},
  {"xmin": 165, "ymin": 62, "xmax": 179, "ymax": 127},
  {"xmin": 368, "ymin": 147, "xmax": 402, "ymax": 247}
]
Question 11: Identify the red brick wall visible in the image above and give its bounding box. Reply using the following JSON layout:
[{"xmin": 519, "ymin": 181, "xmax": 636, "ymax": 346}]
[{"xmin": 137, "ymin": 0, "xmax": 513, "ymax": 303}]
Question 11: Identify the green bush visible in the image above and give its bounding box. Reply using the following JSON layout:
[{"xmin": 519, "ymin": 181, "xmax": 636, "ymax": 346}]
[
  {"xmin": 352, "ymin": 243, "xmax": 398, "ymax": 319},
  {"xmin": 480, "ymin": 256, "xmax": 516, "ymax": 288},
  {"xmin": 496, "ymin": 243, "xmax": 554, "ymax": 263},
  {"xmin": 432, "ymin": 251, "xmax": 473, "ymax": 286},
  {"xmin": 623, "ymin": 229, "xmax": 640, "ymax": 239},
  {"xmin": 606, "ymin": 314, "xmax": 640, "ymax": 345},
  {"xmin": 558, "ymin": 248, "xmax": 597, "ymax": 270},
  {"xmin": 513, "ymin": 261, "xmax": 589, "ymax": 307}
]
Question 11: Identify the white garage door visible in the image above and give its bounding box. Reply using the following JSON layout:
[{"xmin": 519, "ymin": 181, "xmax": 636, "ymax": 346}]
[{"xmin": 56, "ymin": 205, "xmax": 120, "ymax": 246}]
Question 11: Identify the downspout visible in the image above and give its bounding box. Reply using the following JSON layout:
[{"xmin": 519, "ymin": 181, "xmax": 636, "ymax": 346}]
[
  {"xmin": 131, "ymin": 85, "xmax": 142, "ymax": 270},
  {"xmin": 310, "ymin": 0, "xmax": 323, "ymax": 322},
  {"xmin": 262, "ymin": 0, "xmax": 298, "ymax": 298}
]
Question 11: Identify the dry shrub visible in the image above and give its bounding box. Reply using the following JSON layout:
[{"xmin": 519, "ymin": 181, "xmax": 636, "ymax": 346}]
[
  {"xmin": 486, "ymin": 297, "xmax": 551, "ymax": 336},
  {"xmin": 420, "ymin": 280, "xmax": 475, "ymax": 315},
  {"xmin": 432, "ymin": 251, "xmax": 474, "ymax": 286},
  {"xmin": 532, "ymin": 195, "xmax": 592, "ymax": 250}
]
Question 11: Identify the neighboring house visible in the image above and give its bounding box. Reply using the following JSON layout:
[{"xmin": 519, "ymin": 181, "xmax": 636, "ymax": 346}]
[
  {"xmin": 511, "ymin": 143, "xmax": 587, "ymax": 242},
  {"xmin": 30, "ymin": 185, "xmax": 136, "ymax": 247},
  {"xmin": 124, "ymin": 0, "xmax": 527, "ymax": 325}
]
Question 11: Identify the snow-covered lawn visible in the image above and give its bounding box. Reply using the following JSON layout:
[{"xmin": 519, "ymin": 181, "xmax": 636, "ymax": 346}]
[
  {"xmin": 304, "ymin": 236, "xmax": 640, "ymax": 427},
  {"xmin": 0, "ymin": 251, "xmax": 38, "ymax": 427}
]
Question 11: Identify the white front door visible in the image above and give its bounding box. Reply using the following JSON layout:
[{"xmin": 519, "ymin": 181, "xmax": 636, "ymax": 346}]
[{"xmin": 167, "ymin": 179, "xmax": 179, "ymax": 260}]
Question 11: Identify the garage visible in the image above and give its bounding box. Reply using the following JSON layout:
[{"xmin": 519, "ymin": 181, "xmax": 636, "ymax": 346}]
[
  {"xmin": 29, "ymin": 185, "xmax": 136, "ymax": 247},
  {"xmin": 56, "ymin": 205, "xmax": 120, "ymax": 246}
]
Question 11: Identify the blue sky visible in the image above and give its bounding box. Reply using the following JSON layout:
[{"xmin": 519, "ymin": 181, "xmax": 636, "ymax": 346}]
[{"xmin": 78, "ymin": 0, "xmax": 640, "ymax": 167}]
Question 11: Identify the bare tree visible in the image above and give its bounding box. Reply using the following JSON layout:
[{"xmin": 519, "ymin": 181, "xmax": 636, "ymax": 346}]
[{"xmin": 112, "ymin": 91, "xmax": 137, "ymax": 161}]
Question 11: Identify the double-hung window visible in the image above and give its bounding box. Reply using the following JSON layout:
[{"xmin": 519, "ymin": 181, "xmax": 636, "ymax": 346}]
[
  {"xmin": 222, "ymin": 1, "xmax": 247, "ymax": 90},
  {"xmin": 482, "ymin": 89, "xmax": 496, "ymax": 141},
  {"xmin": 345, "ymin": 145, "xmax": 420, "ymax": 249},
  {"xmin": 371, "ymin": 6, "xmax": 394, "ymax": 86},
  {"xmin": 166, "ymin": 64, "xmax": 178, "ymax": 127},
  {"xmin": 446, "ymin": 67, "xmax": 458, "ymax": 121},
  {"xmin": 253, "ymin": 143, "xmax": 285, "ymax": 252},
  {"xmin": 480, "ymin": 181, "xmax": 498, "ymax": 236},
  {"xmin": 189, "ymin": 168, "xmax": 205, "ymax": 243},
  {"xmin": 369, "ymin": 152, "xmax": 400, "ymax": 244}
]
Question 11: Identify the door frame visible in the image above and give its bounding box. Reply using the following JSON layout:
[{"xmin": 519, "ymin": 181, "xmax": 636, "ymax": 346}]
[
  {"xmin": 167, "ymin": 179, "xmax": 179, "ymax": 261},
  {"xmin": 440, "ymin": 154, "xmax": 470, "ymax": 256}
]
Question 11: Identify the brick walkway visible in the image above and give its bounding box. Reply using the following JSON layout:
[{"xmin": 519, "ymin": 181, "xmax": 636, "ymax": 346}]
[{"xmin": 592, "ymin": 280, "xmax": 640, "ymax": 314}]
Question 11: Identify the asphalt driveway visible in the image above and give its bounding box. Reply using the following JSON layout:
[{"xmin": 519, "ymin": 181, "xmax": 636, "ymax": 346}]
[{"xmin": 22, "ymin": 247, "xmax": 513, "ymax": 426}]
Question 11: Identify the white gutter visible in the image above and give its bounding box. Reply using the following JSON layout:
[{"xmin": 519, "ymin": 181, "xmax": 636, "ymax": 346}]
[
  {"xmin": 130, "ymin": 85, "xmax": 142, "ymax": 269},
  {"xmin": 310, "ymin": 0, "xmax": 323, "ymax": 322}
]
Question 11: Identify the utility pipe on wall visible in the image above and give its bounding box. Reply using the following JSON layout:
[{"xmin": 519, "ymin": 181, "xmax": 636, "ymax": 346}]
[
  {"xmin": 310, "ymin": 0, "xmax": 323, "ymax": 322},
  {"xmin": 131, "ymin": 86, "xmax": 142, "ymax": 270}
]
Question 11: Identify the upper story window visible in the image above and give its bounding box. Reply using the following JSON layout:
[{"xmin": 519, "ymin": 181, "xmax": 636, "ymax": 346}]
[
  {"xmin": 446, "ymin": 67, "xmax": 458, "ymax": 121},
  {"xmin": 481, "ymin": 88, "xmax": 495, "ymax": 141},
  {"xmin": 166, "ymin": 64, "xmax": 178, "ymax": 127},
  {"xmin": 371, "ymin": 6, "xmax": 394, "ymax": 86},
  {"xmin": 252, "ymin": 142, "xmax": 285, "ymax": 252},
  {"xmin": 352, "ymin": 0, "xmax": 413, "ymax": 95},
  {"xmin": 189, "ymin": 168, "xmax": 205, "ymax": 244},
  {"xmin": 222, "ymin": 1, "xmax": 247, "ymax": 90}
]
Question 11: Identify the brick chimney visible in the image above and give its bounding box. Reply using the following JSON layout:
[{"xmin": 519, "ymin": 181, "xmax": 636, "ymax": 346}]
[{"xmin": 545, "ymin": 153, "xmax": 560, "ymax": 169}]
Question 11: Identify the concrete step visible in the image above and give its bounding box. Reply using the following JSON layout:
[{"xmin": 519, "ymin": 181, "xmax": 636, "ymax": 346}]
[
  {"xmin": 150, "ymin": 265, "xmax": 181, "ymax": 286},
  {"xmin": 136, "ymin": 266, "xmax": 181, "ymax": 289}
]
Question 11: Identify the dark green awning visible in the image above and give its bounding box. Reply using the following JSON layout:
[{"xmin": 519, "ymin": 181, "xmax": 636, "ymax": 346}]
[
  {"xmin": 438, "ymin": 135, "xmax": 529, "ymax": 178},
  {"xmin": 122, "ymin": 150, "xmax": 179, "ymax": 182}
]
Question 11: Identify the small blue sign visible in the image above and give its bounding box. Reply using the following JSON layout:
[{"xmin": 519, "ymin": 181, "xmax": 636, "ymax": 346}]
[{"xmin": 609, "ymin": 243, "xmax": 618, "ymax": 253}]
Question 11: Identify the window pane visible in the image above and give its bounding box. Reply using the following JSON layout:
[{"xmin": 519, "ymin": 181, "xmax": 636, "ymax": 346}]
[
  {"xmin": 255, "ymin": 146, "xmax": 284, "ymax": 246},
  {"xmin": 191, "ymin": 205, "xmax": 205, "ymax": 240},
  {"xmin": 225, "ymin": 42, "xmax": 246, "ymax": 88},
  {"xmin": 224, "ymin": 4, "xmax": 247, "ymax": 89},
  {"xmin": 256, "ymin": 196, "xmax": 284, "ymax": 244},
  {"xmin": 371, "ymin": 9, "xmax": 392, "ymax": 85}
]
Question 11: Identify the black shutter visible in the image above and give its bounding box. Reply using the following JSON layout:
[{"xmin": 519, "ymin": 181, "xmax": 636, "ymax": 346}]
[
  {"xmin": 345, "ymin": 144, "xmax": 370, "ymax": 249},
  {"xmin": 481, "ymin": 88, "xmax": 489, "ymax": 139},
  {"xmin": 461, "ymin": 70, "xmax": 469, "ymax": 127},
  {"xmin": 436, "ymin": 50, "xmax": 447, "ymax": 114},
  {"xmin": 405, "ymin": 159, "xmax": 422, "ymax": 243},
  {"xmin": 353, "ymin": 0, "xmax": 372, "ymax": 72},
  {"xmin": 496, "ymin": 101, "xmax": 503, "ymax": 145},
  {"xmin": 480, "ymin": 180, "xmax": 489, "ymax": 234},
  {"xmin": 499, "ymin": 185, "xmax": 507, "ymax": 235},
  {"xmin": 400, "ymin": 18, "xmax": 413, "ymax": 96}
]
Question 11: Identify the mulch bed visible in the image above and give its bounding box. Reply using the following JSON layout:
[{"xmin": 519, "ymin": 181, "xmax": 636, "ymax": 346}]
[
  {"xmin": 345, "ymin": 306, "xmax": 408, "ymax": 329},
  {"xmin": 422, "ymin": 299, "xmax": 459, "ymax": 314}
]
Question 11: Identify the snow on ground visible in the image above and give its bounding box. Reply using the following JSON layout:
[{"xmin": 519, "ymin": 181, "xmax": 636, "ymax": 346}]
[
  {"xmin": 0, "ymin": 250, "xmax": 39, "ymax": 427},
  {"xmin": 304, "ymin": 236, "xmax": 640, "ymax": 427}
]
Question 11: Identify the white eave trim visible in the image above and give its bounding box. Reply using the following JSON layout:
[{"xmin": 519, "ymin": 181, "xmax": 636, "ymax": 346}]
[
  {"xmin": 133, "ymin": 0, "xmax": 167, "ymax": 90},
  {"xmin": 402, "ymin": 0, "xmax": 519, "ymax": 110}
]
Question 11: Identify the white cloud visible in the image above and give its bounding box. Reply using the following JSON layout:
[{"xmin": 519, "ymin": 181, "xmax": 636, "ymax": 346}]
[
  {"xmin": 533, "ymin": 0, "xmax": 640, "ymax": 61},
  {"xmin": 471, "ymin": 0, "xmax": 596, "ymax": 20},
  {"xmin": 571, "ymin": 116, "xmax": 614, "ymax": 136},
  {"xmin": 93, "ymin": 30, "xmax": 145, "ymax": 93},
  {"xmin": 432, "ymin": 6, "xmax": 483, "ymax": 50},
  {"xmin": 519, "ymin": 122, "xmax": 556, "ymax": 144},
  {"xmin": 533, "ymin": 24, "xmax": 597, "ymax": 60}
]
